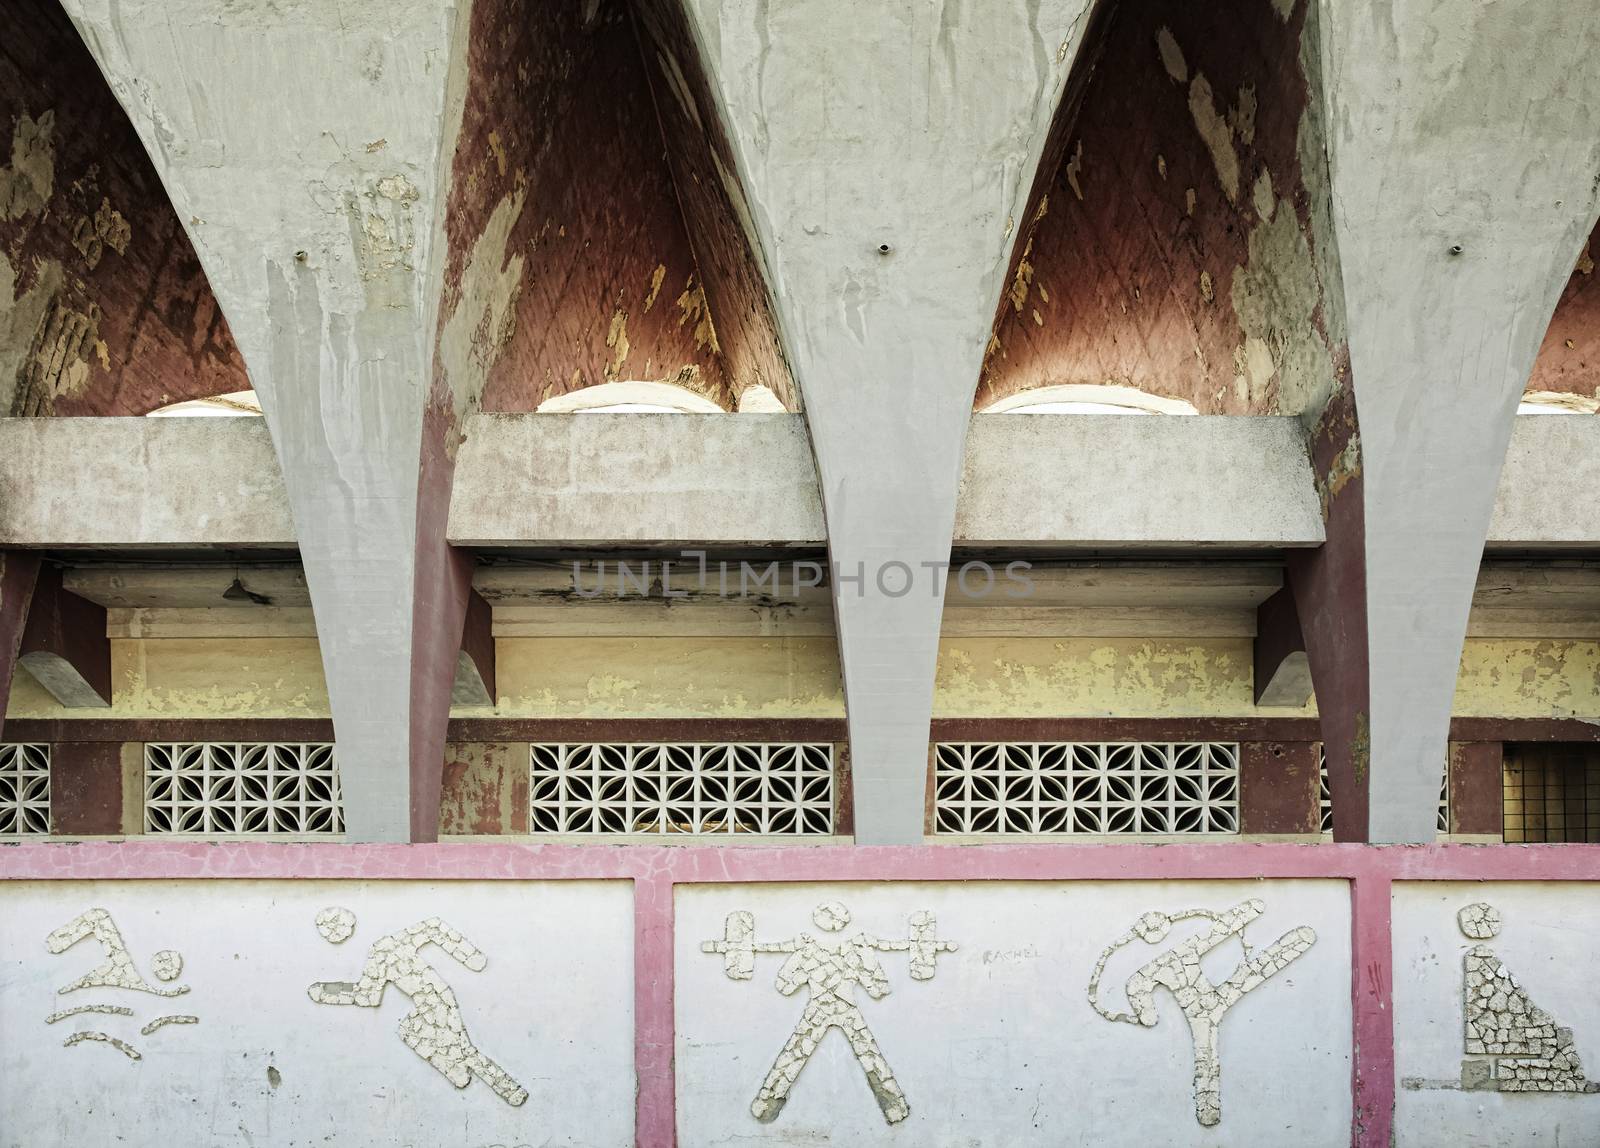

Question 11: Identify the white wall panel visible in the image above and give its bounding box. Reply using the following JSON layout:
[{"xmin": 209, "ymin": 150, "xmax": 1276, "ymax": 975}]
[
  {"xmin": 676, "ymin": 880, "xmax": 1350, "ymax": 1146},
  {"xmin": 0, "ymin": 880, "xmax": 634, "ymax": 1147},
  {"xmin": 1393, "ymin": 882, "xmax": 1600, "ymax": 1147}
]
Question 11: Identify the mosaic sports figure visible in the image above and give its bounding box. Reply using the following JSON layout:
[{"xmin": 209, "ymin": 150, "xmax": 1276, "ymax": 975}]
[{"xmin": 307, "ymin": 906, "xmax": 529, "ymax": 1107}]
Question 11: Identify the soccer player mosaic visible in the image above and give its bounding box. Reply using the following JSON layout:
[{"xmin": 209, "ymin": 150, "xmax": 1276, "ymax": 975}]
[{"xmin": 35, "ymin": 898, "xmax": 1597, "ymax": 1123}]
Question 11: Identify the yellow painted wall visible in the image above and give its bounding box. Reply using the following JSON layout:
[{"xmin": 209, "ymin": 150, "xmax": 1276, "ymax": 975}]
[
  {"xmin": 491, "ymin": 637, "xmax": 845, "ymax": 717},
  {"xmin": 932, "ymin": 637, "xmax": 1311, "ymax": 718},
  {"xmin": 4, "ymin": 633, "xmax": 1597, "ymax": 722},
  {"xmin": 4, "ymin": 638, "xmax": 330, "ymax": 719},
  {"xmin": 1455, "ymin": 639, "xmax": 1600, "ymax": 718}
]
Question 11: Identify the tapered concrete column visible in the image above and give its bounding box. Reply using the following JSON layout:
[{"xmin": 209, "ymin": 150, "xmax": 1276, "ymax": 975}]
[
  {"xmin": 1308, "ymin": 0, "xmax": 1600, "ymax": 841},
  {"xmin": 682, "ymin": 0, "xmax": 1096, "ymax": 842},
  {"xmin": 63, "ymin": 0, "xmax": 477, "ymax": 841}
]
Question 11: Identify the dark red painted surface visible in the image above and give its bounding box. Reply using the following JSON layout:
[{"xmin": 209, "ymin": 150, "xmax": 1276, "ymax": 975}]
[
  {"xmin": 9, "ymin": 715, "xmax": 1588, "ymax": 748},
  {"xmin": 0, "ymin": 551, "xmax": 42, "ymax": 742},
  {"xmin": 459, "ymin": 587, "xmax": 495, "ymax": 701},
  {"xmin": 1288, "ymin": 384, "xmax": 1371, "ymax": 841},
  {"xmin": 48, "ymin": 739, "xmax": 122, "ymax": 834},
  {"xmin": 1, "ymin": 0, "xmax": 247, "ymax": 416},
  {"xmin": 1527, "ymin": 217, "xmax": 1600, "ymax": 400},
  {"xmin": 979, "ymin": 0, "xmax": 1330, "ymax": 414},
  {"xmin": 1252, "ymin": 582, "xmax": 1306, "ymax": 705},
  {"xmin": 18, "ymin": 561, "xmax": 109, "ymax": 704},
  {"xmin": 1448, "ymin": 741, "xmax": 1504, "ymax": 836},
  {"xmin": 437, "ymin": 0, "xmax": 760, "ymax": 413},
  {"xmin": 1239, "ymin": 739, "xmax": 1319, "ymax": 834}
]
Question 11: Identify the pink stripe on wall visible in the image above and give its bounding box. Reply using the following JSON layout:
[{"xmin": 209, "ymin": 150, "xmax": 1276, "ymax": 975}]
[
  {"xmin": 633, "ymin": 869, "xmax": 676, "ymax": 1148},
  {"xmin": 4, "ymin": 840, "xmax": 1599, "ymax": 1148},
  {"xmin": 1349, "ymin": 876, "xmax": 1393, "ymax": 1148}
]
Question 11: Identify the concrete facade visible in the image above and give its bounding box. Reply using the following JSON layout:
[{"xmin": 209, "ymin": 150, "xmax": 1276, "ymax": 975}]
[{"xmin": 3, "ymin": 4, "xmax": 1600, "ymax": 1143}]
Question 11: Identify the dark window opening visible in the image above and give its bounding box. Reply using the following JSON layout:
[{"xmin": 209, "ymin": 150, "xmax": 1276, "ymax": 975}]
[{"xmin": 1502, "ymin": 744, "xmax": 1600, "ymax": 843}]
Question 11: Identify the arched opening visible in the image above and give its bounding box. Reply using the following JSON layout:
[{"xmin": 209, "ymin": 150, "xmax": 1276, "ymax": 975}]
[
  {"xmin": 535, "ymin": 380, "xmax": 726, "ymax": 414},
  {"xmin": 980, "ymin": 384, "xmax": 1199, "ymax": 416},
  {"xmin": 146, "ymin": 391, "xmax": 262, "ymax": 418}
]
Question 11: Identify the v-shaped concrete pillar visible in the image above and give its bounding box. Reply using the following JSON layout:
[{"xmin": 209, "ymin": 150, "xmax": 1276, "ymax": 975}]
[
  {"xmin": 63, "ymin": 0, "xmax": 479, "ymax": 841},
  {"xmin": 1306, "ymin": 0, "xmax": 1600, "ymax": 841},
  {"xmin": 682, "ymin": 0, "xmax": 1097, "ymax": 842}
]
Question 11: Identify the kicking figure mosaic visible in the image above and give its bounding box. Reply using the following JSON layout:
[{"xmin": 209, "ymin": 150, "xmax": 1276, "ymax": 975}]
[
  {"xmin": 701, "ymin": 901, "xmax": 957, "ymax": 1124},
  {"xmin": 307, "ymin": 907, "xmax": 529, "ymax": 1106},
  {"xmin": 1088, "ymin": 898, "xmax": 1317, "ymax": 1125}
]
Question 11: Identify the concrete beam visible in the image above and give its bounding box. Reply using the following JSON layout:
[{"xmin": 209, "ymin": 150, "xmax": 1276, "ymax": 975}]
[
  {"xmin": 1489, "ymin": 416, "xmax": 1600, "ymax": 548},
  {"xmin": 683, "ymin": 0, "xmax": 1100, "ymax": 842},
  {"xmin": 1308, "ymin": 0, "xmax": 1600, "ymax": 841},
  {"xmin": 61, "ymin": 0, "xmax": 476, "ymax": 841},
  {"xmin": 0, "ymin": 551, "xmax": 42, "ymax": 742},
  {"xmin": 448, "ymin": 413, "xmax": 825, "ymax": 547},
  {"xmin": 11, "ymin": 411, "xmax": 1600, "ymax": 551},
  {"xmin": 17, "ymin": 562, "xmax": 110, "ymax": 708},
  {"xmin": 956, "ymin": 415, "xmax": 1323, "ymax": 548},
  {"xmin": 0, "ymin": 417, "xmax": 294, "ymax": 548}
]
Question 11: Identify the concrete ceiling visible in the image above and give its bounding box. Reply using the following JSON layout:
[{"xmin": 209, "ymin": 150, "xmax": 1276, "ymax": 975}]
[
  {"xmin": 0, "ymin": 0, "xmax": 248, "ymax": 416},
  {"xmin": 979, "ymin": 0, "xmax": 1337, "ymax": 418}
]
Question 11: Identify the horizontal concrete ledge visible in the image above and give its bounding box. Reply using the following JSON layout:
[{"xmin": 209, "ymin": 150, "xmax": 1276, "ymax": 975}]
[
  {"xmin": 957, "ymin": 415, "xmax": 1324, "ymax": 547},
  {"xmin": 1488, "ymin": 416, "xmax": 1600, "ymax": 547},
  {"xmin": 448, "ymin": 413, "xmax": 825, "ymax": 547},
  {"xmin": 0, "ymin": 413, "xmax": 1588, "ymax": 550},
  {"xmin": 0, "ymin": 417, "xmax": 295, "ymax": 548}
]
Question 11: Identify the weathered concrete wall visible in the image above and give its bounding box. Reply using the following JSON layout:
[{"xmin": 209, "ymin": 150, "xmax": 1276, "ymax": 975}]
[
  {"xmin": 5, "ymin": 637, "xmax": 328, "ymax": 720},
  {"xmin": 1454, "ymin": 641, "xmax": 1600, "ymax": 720},
  {"xmin": 493, "ymin": 636, "xmax": 844, "ymax": 719},
  {"xmin": 0, "ymin": 0, "xmax": 247, "ymax": 417},
  {"xmin": 1490, "ymin": 416, "xmax": 1600, "ymax": 547},
  {"xmin": 449, "ymin": 413, "xmax": 826, "ymax": 547},
  {"xmin": 980, "ymin": 0, "xmax": 1342, "ymax": 419},
  {"xmin": 12, "ymin": 626, "xmax": 1592, "ymax": 725},
  {"xmin": 0, "ymin": 880, "xmax": 635, "ymax": 1146},
  {"xmin": 437, "ymin": 741, "xmax": 526, "ymax": 835}
]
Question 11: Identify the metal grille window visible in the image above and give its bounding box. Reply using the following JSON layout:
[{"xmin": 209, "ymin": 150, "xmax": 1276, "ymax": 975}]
[
  {"xmin": 1317, "ymin": 744, "xmax": 1448, "ymax": 833},
  {"xmin": 144, "ymin": 743, "xmax": 343, "ymax": 835},
  {"xmin": 932, "ymin": 742, "xmax": 1239, "ymax": 835},
  {"xmin": 0, "ymin": 744, "xmax": 49, "ymax": 836},
  {"xmin": 1502, "ymin": 746, "xmax": 1600, "ymax": 843},
  {"xmin": 528, "ymin": 743, "xmax": 835, "ymax": 835}
]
